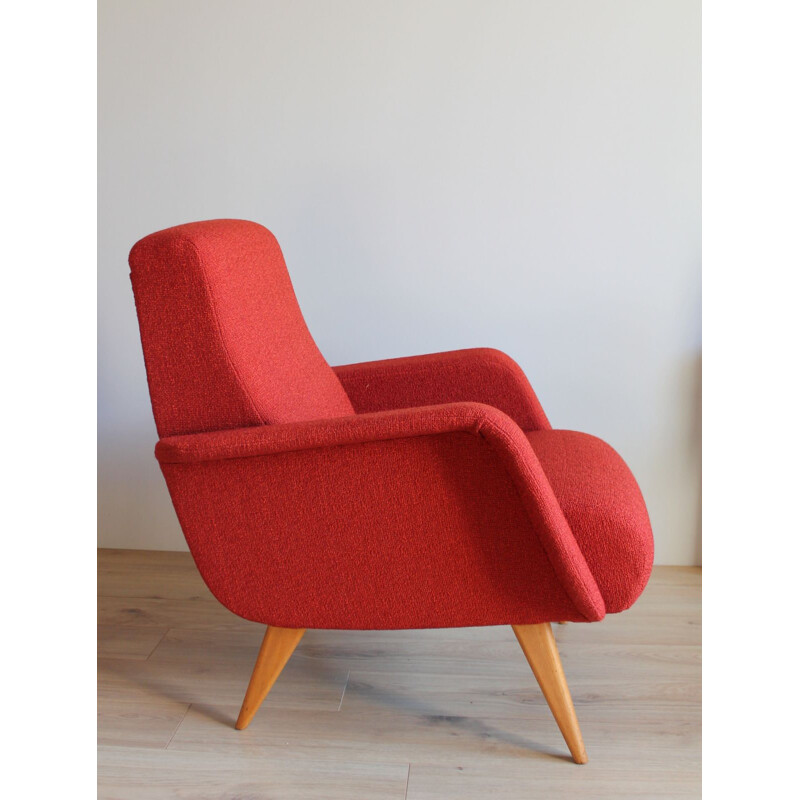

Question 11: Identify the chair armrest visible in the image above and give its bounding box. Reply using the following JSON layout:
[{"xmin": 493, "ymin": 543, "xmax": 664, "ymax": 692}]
[
  {"xmin": 157, "ymin": 401, "xmax": 530, "ymax": 464},
  {"xmin": 332, "ymin": 348, "xmax": 551, "ymax": 431},
  {"xmin": 156, "ymin": 403, "xmax": 603, "ymax": 629}
]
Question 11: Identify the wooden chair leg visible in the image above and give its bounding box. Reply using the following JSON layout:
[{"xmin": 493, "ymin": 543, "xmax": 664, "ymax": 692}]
[
  {"xmin": 235, "ymin": 625, "xmax": 305, "ymax": 730},
  {"xmin": 512, "ymin": 623, "xmax": 588, "ymax": 764}
]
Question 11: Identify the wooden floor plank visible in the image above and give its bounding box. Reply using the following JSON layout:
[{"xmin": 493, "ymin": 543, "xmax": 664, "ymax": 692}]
[
  {"xmin": 165, "ymin": 701, "xmax": 700, "ymax": 773},
  {"xmin": 98, "ymin": 699, "xmax": 190, "ymax": 749},
  {"xmin": 98, "ymin": 549, "xmax": 208, "ymax": 599},
  {"xmin": 98, "ymin": 746, "xmax": 409, "ymax": 800},
  {"xmin": 99, "ymin": 635, "xmax": 350, "ymax": 712},
  {"xmin": 340, "ymin": 644, "xmax": 701, "ymax": 718},
  {"xmin": 98, "ymin": 625, "xmax": 169, "ymax": 660},
  {"xmin": 98, "ymin": 595, "xmax": 255, "ymax": 631},
  {"xmin": 405, "ymin": 762, "xmax": 700, "ymax": 799}
]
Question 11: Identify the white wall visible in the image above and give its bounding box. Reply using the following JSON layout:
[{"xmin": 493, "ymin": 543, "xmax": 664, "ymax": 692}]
[{"xmin": 99, "ymin": 0, "xmax": 700, "ymax": 564}]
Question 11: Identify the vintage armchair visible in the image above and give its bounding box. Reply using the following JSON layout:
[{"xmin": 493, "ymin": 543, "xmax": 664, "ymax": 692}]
[{"xmin": 130, "ymin": 219, "xmax": 653, "ymax": 764}]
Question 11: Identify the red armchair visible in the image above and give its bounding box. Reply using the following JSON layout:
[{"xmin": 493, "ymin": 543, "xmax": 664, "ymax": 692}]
[{"xmin": 130, "ymin": 219, "xmax": 653, "ymax": 764}]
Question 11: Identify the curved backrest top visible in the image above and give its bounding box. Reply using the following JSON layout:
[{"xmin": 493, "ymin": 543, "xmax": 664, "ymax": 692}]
[{"xmin": 130, "ymin": 219, "xmax": 353, "ymax": 438}]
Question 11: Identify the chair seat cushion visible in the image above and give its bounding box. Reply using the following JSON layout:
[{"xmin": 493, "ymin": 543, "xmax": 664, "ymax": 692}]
[{"xmin": 525, "ymin": 430, "xmax": 654, "ymax": 613}]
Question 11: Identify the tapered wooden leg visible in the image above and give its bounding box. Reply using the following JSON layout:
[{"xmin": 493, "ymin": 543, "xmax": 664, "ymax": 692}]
[
  {"xmin": 512, "ymin": 623, "xmax": 588, "ymax": 764},
  {"xmin": 235, "ymin": 626, "xmax": 305, "ymax": 730}
]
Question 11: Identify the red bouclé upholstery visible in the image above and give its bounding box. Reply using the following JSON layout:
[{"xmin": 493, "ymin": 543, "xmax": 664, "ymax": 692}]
[
  {"xmin": 130, "ymin": 219, "xmax": 653, "ymax": 630},
  {"xmin": 129, "ymin": 219, "xmax": 353, "ymax": 437},
  {"xmin": 525, "ymin": 431, "xmax": 653, "ymax": 613},
  {"xmin": 334, "ymin": 349, "xmax": 551, "ymax": 431}
]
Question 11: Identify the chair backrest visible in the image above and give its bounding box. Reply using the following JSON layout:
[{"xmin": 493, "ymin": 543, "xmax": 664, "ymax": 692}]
[{"xmin": 130, "ymin": 219, "xmax": 354, "ymax": 438}]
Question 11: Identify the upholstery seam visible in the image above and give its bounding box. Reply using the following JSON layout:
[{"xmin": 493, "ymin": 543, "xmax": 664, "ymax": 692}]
[
  {"xmin": 182, "ymin": 236, "xmax": 267, "ymax": 426},
  {"xmin": 157, "ymin": 412, "xmax": 481, "ymax": 462},
  {"xmin": 476, "ymin": 417, "xmax": 602, "ymax": 621}
]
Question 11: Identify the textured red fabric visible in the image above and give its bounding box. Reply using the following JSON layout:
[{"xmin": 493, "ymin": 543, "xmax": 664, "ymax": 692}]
[
  {"xmin": 130, "ymin": 218, "xmax": 654, "ymax": 631},
  {"xmin": 525, "ymin": 431, "xmax": 654, "ymax": 613},
  {"xmin": 156, "ymin": 402, "xmax": 605, "ymax": 629},
  {"xmin": 129, "ymin": 220, "xmax": 353, "ymax": 437},
  {"xmin": 334, "ymin": 349, "xmax": 551, "ymax": 431}
]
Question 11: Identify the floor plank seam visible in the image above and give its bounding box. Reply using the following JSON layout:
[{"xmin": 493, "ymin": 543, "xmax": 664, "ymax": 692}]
[
  {"xmin": 164, "ymin": 703, "xmax": 192, "ymax": 750},
  {"xmin": 337, "ymin": 670, "xmax": 351, "ymax": 711},
  {"xmin": 145, "ymin": 628, "xmax": 172, "ymax": 660}
]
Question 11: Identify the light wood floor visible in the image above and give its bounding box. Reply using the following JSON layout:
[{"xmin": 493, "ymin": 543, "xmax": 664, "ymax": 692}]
[{"xmin": 98, "ymin": 549, "xmax": 701, "ymax": 799}]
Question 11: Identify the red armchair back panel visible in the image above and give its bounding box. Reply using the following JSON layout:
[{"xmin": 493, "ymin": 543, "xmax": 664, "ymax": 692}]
[{"xmin": 130, "ymin": 220, "xmax": 353, "ymax": 437}]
